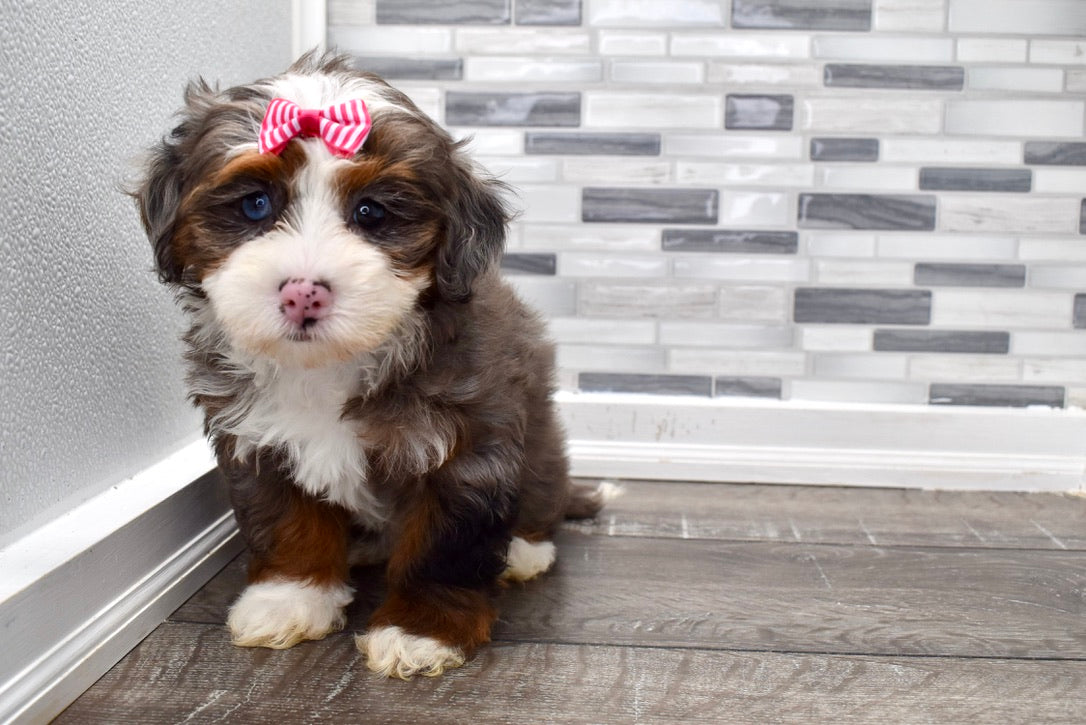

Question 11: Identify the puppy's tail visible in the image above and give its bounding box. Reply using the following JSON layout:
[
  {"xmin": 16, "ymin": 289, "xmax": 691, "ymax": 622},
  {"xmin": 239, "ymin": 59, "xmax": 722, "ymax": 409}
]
[{"xmin": 565, "ymin": 480, "xmax": 624, "ymax": 520}]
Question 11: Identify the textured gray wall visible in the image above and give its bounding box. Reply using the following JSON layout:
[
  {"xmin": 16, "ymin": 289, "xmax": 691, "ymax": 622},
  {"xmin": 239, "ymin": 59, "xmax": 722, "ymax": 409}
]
[{"xmin": 0, "ymin": 0, "xmax": 292, "ymax": 543}]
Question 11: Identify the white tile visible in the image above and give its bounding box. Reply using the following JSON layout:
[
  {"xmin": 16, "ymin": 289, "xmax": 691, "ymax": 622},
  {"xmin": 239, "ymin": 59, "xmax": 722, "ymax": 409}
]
[
  {"xmin": 589, "ymin": 0, "xmax": 725, "ymax": 26},
  {"xmin": 1013, "ymin": 332, "xmax": 1086, "ymax": 356},
  {"xmin": 398, "ymin": 87, "xmax": 442, "ymax": 121},
  {"xmin": 520, "ymin": 224, "xmax": 659, "ymax": 252},
  {"xmin": 454, "ymin": 130, "xmax": 524, "ymax": 156},
  {"xmin": 559, "ymin": 253, "xmax": 669, "ymax": 278},
  {"xmin": 476, "ymin": 156, "xmax": 559, "ymax": 183},
  {"xmin": 790, "ymin": 380, "xmax": 928, "ymax": 404},
  {"xmin": 1031, "ymin": 40, "xmax": 1086, "ymax": 66},
  {"xmin": 706, "ymin": 63, "xmax": 822, "ymax": 86},
  {"xmin": 562, "ymin": 158, "xmax": 672, "ymax": 185},
  {"xmin": 967, "ymin": 67, "xmax": 1064, "ymax": 93},
  {"xmin": 946, "ymin": 100, "xmax": 1084, "ymax": 138},
  {"xmin": 931, "ymin": 290, "xmax": 1070, "ymax": 329},
  {"xmin": 515, "ymin": 185, "xmax": 581, "ymax": 223},
  {"xmin": 329, "ymin": 26, "xmax": 452, "ymax": 54},
  {"xmin": 799, "ymin": 327, "xmax": 873, "ymax": 352},
  {"xmin": 957, "ymin": 38, "xmax": 1028, "ymax": 63},
  {"xmin": 676, "ymin": 162, "xmax": 814, "ymax": 187},
  {"xmin": 659, "ymin": 322, "xmax": 794, "ymax": 349},
  {"xmin": 940, "ymin": 197, "xmax": 1080, "ymax": 235},
  {"xmin": 671, "ymin": 33, "xmax": 810, "ymax": 58},
  {"xmin": 881, "ymin": 138, "xmax": 1022, "ymax": 164},
  {"xmin": 673, "ymin": 257, "xmax": 810, "ymax": 282},
  {"xmin": 813, "ymin": 353, "xmax": 909, "ymax": 380},
  {"xmin": 456, "ymin": 28, "xmax": 591, "ymax": 55},
  {"xmin": 611, "ymin": 61, "xmax": 705, "ymax": 84},
  {"xmin": 1019, "ymin": 237, "xmax": 1086, "ymax": 262},
  {"xmin": 505, "ymin": 277, "xmax": 577, "ymax": 316},
  {"xmin": 1029, "ymin": 266, "xmax": 1086, "ymax": 290},
  {"xmin": 1033, "ymin": 168, "xmax": 1086, "ymax": 194},
  {"xmin": 664, "ymin": 134, "xmax": 804, "ymax": 159},
  {"xmin": 328, "ymin": 0, "xmax": 375, "ymax": 25},
  {"xmin": 719, "ymin": 192, "xmax": 792, "ymax": 226},
  {"xmin": 1024, "ymin": 358, "xmax": 1086, "ymax": 383},
  {"xmin": 547, "ymin": 318, "xmax": 657, "ymax": 345},
  {"xmin": 719, "ymin": 286, "xmax": 789, "ymax": 322},
  {"xmin": 813, "ymin": 35, "xmax": 953, "ymax": 62},
  {"xmin": 908, "ymin": 356, "xmax": 1021, "ymax": 382},
  {"xmin": 878, "ymin": 233, "xmax": 1017, "ymax": 260},
  {"xmin": 669, "ymin": 350, "xmax": 807, "ymax": 376},
  {"xmin": 465, "ymin": 58, "xmax": 602, "ymax": 83},
  {"xmin": 814, "ymin": 260, "xmax": 914, "ymax": 285},
  {"xmin": 598, "ymin": 30, "xmax": 668, "ymax": 56},
  {"xmin": 1068, "ymin": 387, "xmax": 1086, "ymax": 409},
  {"xmin": 815, "ymin": 165, "xmax": 918, "ymax": 191},
  {"xmin": 805, "ymin": 232, "xmax": 877, "ymax": 258},
  {"xmin": 950, "ymin": 0, "xmax": 1086, "ymax": 35},
  {"xmin": 559, "ymin": 344, "xmax": 668, "ymax": 373},
  {"xmin": 585, "ymin": 92, "xmax": 721, "ymax": 128},
  {"xmin": 874, "ymin": 0, "xmax": 947, "ymax": 31},
  {"xmin": 802, "ymin": 99, "xmax": 944, "ymax": 134},
  {"xmin": 1067, "ymin": 70, "xmax": 1086, "ymax": 93}
]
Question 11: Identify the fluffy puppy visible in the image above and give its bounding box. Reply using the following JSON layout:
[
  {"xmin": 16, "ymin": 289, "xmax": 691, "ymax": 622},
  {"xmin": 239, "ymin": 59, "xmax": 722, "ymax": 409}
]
[{"xmin": 136, "ymin": 53, "xmax": 611, "ymax": 678}]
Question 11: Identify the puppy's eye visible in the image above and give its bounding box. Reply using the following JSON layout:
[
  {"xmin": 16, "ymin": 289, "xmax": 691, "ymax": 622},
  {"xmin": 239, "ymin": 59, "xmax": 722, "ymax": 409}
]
[
  {"xmin": 352, "ymin": 199, "xmax": 387, "ymax": 228},
  {"xmin": 240, "ymin": 191, "xmax": 274, "ymax": 222}
]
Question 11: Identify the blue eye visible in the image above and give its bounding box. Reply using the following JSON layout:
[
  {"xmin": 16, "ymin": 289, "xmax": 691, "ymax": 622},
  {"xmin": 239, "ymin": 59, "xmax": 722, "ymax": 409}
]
[
  {"xmin": 241, "ymin": 191, "xmax": 273, "ymax": 221},
  {"xmin": 352, "ymin": 199, "xmax": 387, "ymax": 228}
]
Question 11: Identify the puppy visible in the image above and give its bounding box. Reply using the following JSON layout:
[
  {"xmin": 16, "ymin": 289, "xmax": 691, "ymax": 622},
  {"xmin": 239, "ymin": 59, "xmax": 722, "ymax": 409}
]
[{"xmin": 136, "ymin": 53, "xmax": 611, "ymax": 678}]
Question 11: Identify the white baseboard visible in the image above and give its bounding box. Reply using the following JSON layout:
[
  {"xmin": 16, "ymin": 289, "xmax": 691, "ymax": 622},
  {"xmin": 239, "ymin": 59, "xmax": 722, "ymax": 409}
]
[
  {"xmin": 0, "ymin": 437, "xmax": 237, "ymax": 725},
  {"xmin": 558, "ymin": 392, "xmax": 1086, "ymax": 492}
]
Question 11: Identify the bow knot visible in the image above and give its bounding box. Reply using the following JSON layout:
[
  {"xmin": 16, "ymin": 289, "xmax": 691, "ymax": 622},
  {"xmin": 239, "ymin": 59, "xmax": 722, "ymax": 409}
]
[{"xmin": 258, "ymin": 97, "xmax": 372, "ymax": 157}]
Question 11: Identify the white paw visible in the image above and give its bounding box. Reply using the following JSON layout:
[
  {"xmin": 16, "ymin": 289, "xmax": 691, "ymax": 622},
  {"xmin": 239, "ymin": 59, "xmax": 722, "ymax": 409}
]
[
  {"xmin": 501, "ymin": 536, "xmax": 556, "ymax": 582},
  {"xmin": 227, "ymin": 579, "xmax": 353, "ymax": 649},
  {"xmin": 356, "ymin": 625, "xmax": 465, "ymax": 679}
]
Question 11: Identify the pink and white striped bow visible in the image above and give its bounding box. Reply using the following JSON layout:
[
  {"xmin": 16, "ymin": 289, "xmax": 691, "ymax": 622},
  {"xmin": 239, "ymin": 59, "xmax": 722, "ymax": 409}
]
[{"xmin": 258, "ymin": 97, "xmax": 372, "ymax": 157}]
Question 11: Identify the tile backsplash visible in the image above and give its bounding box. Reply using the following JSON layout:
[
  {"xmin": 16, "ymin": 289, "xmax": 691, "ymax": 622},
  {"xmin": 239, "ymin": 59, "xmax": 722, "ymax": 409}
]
[{"xmin": 329, "ymin": 0, "xmax": 1086, "ymax": 409}]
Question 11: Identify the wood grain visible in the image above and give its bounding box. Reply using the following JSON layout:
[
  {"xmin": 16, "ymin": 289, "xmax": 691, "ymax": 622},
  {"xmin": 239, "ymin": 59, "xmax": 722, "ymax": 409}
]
[{"xmin": 56, "ymin": 621, "xmax": 1086, "ymax": 725}]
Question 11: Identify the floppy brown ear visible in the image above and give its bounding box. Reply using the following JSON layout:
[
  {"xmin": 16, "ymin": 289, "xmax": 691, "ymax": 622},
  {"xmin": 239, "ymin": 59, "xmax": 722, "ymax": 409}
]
[{"xmin": 434, "ymin": 159, "xmax": 512, "ymax": 304}]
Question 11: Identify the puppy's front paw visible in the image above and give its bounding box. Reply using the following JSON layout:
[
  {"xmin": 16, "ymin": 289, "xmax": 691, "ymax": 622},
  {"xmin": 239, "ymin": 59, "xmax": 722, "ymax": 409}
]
[
  {"xmin": 227, "ymin": 579, "xmax": 353, "ymax": 649},
  {"xmin": 356, "ymin": 625, "xmax": 465, "ymax": 679},
  {"xmin": 501, "ymin": 536, "xmax": 556, "ymax": 582}
]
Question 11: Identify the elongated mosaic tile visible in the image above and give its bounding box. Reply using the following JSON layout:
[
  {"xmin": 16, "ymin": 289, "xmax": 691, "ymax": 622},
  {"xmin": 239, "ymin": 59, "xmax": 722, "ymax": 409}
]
[
  {"xmin": 798, "ymin": 193, "xmax": 936, "ymax": 231},
  {"xmin": 662, "ymin": 229, "xmax": 798, "ymax": 254},
  {"xmin": 874, "ymin": 330, "xmax": 1010, "ymax": 354},
  {"xmin": 823, "ymin": 64, "xmax": 965, "ymax": 90},
  {"xmin": 794, "ymin": 287, "xmax": 932, "ymax": 324},
  {"xmin": 583, "ymin": 188, "xmax": 719, "ymax": 224}
]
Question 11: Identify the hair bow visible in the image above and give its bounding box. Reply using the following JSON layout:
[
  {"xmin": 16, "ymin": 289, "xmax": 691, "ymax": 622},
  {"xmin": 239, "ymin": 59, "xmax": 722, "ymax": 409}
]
[{"xmin": 258, "ymin": 97, "xmax": 372, "ymax": 157}]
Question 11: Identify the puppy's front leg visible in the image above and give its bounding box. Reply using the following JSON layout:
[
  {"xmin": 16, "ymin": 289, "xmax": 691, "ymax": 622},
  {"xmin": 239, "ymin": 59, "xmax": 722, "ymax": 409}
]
[
  {"xmin": 357, "ymin": 452, "xmax": 515, "ymax": 678},
  {"xmin": 225, "ymin": 463, "xmax": 354, "ymax": 649}
]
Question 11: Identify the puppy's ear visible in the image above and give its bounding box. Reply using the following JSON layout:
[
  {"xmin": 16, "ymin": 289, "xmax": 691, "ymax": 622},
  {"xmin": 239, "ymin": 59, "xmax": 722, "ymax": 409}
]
[{"xmin": 435, "ymin": 158, "xmax": 512, "ymax": 304}]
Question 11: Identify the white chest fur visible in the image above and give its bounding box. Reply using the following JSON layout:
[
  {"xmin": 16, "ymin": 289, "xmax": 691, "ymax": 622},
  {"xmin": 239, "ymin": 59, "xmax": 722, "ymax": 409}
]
[{"xmin": 225, "ymin": 360, "xmax": 379, "ymax": 517}]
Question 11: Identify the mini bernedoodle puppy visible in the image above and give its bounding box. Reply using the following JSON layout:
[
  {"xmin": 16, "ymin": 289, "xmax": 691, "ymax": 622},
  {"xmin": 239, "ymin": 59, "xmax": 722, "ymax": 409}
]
[{"xmin": 136, "ymin": 53, "xmax": 614, "ymax": 678}]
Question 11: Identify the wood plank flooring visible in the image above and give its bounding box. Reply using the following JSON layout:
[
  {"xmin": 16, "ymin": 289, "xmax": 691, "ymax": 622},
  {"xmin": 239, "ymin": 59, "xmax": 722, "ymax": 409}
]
[{"xmin": 58, "ymin": 480, "xmax": 1086, "ymax": 724}]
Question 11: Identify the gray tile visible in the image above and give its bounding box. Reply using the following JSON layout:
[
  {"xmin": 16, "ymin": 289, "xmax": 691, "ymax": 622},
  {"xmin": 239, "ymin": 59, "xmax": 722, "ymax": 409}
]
[
  {"xmin": 583, "ymin": 188, "xmax": 719, "ymax": 224},
  {"xmin": 725, "ymin": 95, "xmax": 794, "ymax": 131},
  {"xmin": 446, "ymin": 92, "xmax": 581, "ymax": 127},
  {"xmin": 1081, "ymin": 199, "xmax": 1086, "ymax": 235},
  {"xmin": 919, "ymin": 168, "xmax": 1031, "ymax": 192},
  {"xmin": 579, "ymin": 372, "xmax": 713, "ymax": 396},
  {"xmin": 502, "ymin": 253, "xmax": 557, "ymax": 275},
  {"xmin": 516, "ymin": 0, "xmax": 582, "ymax": 25},
  {"xmin": 1025, "ymin": 142, "xmax": 1086, "ymax": 166},
  {"xmin": 824, "ymin": 64, "xmax": 965, "ymax": 91},
  {"xmin": 376, "ymin": 0, "xmax": 510, "ymax": 24},
  {"xmin": 525, "ymin": 132, "xmax": 660, "ymax": 156},
  {"xmin": 798, "ymin": 193, "xmax": 937, "ymax": 231},
  {"xmin": 874, "ymin": 330, "xmax": 1010, "ymax": 354},
  {"xmin": 810, "ymin": 138, "xmax": 879, "ymax": 162},
  {"xmin": 351, "ymin": 56, "xmax": 463, "ymax": 81},
  {"xmin": 1074, "ymin": 294, "xmax": 1086, "ymax": 329},
  {"xmin": 930, "ymin": 383, "xmax": 1065, "ymax": 408},
  {"xmin": 732, "ymin": 0, "xmax": 871, "ymax": 30},
  {"xmin": 794, "ymin": 288, "xmax": 932, "ymax": 324},
  {"xmin": 914, "ymin": 263, "xmax": 1026, "ymax": 288},
  {"xmin": 714, "ymin": 376, "xmax": 783, "ymax": 399},
  {"xmin": 662, "ymin": 229, "xmax": 798, "ymax": 254}
]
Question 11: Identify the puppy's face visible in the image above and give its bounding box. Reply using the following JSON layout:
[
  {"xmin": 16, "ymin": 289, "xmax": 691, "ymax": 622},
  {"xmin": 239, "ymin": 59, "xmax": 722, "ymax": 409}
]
[{"xmin": 138, "ymin": 57, "xmax": 508, "ymax": 368}]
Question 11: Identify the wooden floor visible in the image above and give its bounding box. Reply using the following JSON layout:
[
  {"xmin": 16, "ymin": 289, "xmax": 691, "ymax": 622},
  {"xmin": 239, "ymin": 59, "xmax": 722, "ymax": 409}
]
[{"xmin": 58, "ymin": 480, "xmax": 1086, "ymax": 724}]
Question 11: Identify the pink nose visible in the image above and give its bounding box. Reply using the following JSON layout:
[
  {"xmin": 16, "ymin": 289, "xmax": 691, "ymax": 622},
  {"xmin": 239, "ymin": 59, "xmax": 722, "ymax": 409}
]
[{"xmin": 278, "ymin": 278, "xmax": 333, "ymax": 328}]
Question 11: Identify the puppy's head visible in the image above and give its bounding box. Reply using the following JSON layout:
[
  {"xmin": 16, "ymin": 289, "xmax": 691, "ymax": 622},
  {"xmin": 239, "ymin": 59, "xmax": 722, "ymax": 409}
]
[{"xmin": 137, "ymin": 53, "xmax": 509, "ymax": 368}]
